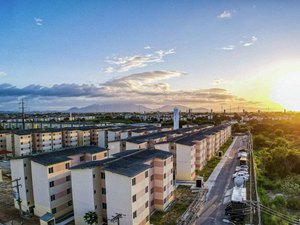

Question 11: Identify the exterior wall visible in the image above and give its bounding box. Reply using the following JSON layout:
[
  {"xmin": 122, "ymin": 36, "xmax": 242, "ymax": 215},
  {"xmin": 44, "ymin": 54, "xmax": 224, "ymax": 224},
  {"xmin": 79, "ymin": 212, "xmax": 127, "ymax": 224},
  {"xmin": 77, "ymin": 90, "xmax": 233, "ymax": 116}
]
[
  {"xmin": 108, "ymin": 141, "xmax": 121, "ymax": 156},
  {"xmin": 153, "ymin": 157, "xmax": 174, "ymax": 211},
  {"xmin": 10, "ymin": 158, "xmax": 34, "ymax": 212},
  {"xmin": 0, "ymin": 133, "xmax": 7, "ymax": 151},
  {"xmin": 90, "ymin": 129, "xmax": 100, "ymax": 146},
  {"xmin": 98, "ymin": 130, "xmax": 108, "ymax": 148},
  {"xmin": 77, "ymin": 130, "xmax": 91, "ymax": 146},
  {"xmin": 5, "ymin": 134, "xmax": 13, "ymax": 152},
  {"xmin": 31, "ymin": 162, "xmax": 51, "ymax": 217},
  {"xmin": 106, "ymin": 171, "xmax": 133, "ymax": 225},
  {"xmin": 126, "ymin": 142, "xmax": 147, "ymax": 150},
  {"xmin": 72, "ymin": 168, "xmax": 103, "ymax": 225},
  {"xmin": 14, "ymin": 134, "xmax": 32, "ymax": 156},
  {"xmin": 176, "ymin": 144, "xmax": 195, "ymax": 181},
  {"xmin": 62, "ymin": 130, "xmax": 78, "ymax": 147},
  {"xmin": 195, "ymin": 139, "xmax": 207, "ymax": 171},
  {"xmin": 120, "ymin": 131, "xmax": 129, "ymax": 140},
  {"xmin": 52, "ymin": 132, "xmax": 63, "ymax": 150}
]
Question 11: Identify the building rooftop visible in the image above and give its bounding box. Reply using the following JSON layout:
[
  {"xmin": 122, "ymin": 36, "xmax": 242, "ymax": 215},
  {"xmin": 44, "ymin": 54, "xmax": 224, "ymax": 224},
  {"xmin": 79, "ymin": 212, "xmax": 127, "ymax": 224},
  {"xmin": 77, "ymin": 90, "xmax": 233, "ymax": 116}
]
[
  {"xmin": 71, "ymin": 149, "xmax": 173, "ymax": 177},
  {"xmin": 13, "ymin": 146, "xmax": 107, "ymax": 166}
]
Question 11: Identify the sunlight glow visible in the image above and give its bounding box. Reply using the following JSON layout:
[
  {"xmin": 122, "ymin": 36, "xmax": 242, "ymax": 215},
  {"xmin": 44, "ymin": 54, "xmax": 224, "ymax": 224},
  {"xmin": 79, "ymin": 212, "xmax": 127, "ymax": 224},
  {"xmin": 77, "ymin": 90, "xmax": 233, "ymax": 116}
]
[{"xmin": 271, "ymin": 73, "xmax": 300, "ymax": 111}]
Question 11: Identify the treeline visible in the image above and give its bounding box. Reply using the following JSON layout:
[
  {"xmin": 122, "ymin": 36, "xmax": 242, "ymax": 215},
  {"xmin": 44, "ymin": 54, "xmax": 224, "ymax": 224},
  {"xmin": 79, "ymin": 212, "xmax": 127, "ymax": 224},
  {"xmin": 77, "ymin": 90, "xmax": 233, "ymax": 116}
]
[{"xmin": 252, "ymin": 121, "xmax": 300, "ymax": 225}]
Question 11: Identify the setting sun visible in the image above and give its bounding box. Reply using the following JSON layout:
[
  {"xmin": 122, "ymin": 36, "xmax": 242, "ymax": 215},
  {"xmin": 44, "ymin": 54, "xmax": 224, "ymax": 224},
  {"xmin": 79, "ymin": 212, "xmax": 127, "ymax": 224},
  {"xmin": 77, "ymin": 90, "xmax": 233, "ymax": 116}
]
[{"xmin": 271, "ymin": 73, "xmax": 300, "ymax": 111}]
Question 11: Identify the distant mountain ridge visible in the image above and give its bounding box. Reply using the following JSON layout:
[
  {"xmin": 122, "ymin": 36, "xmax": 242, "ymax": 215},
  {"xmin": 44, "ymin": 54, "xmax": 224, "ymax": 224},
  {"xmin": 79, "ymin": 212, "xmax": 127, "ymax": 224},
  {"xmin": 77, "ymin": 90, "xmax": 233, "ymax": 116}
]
[{"xmin": 66, "ymin": 103, "xmax": 209, "ymax": 113}]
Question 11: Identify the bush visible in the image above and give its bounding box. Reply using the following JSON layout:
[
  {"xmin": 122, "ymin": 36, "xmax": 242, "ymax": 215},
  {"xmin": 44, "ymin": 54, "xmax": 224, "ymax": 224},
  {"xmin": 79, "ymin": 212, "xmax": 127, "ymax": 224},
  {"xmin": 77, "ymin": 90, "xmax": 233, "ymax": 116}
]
[
  {"xmin": 287, "ymin": 197, "xmax": 300, "ymax": 210},
  {"xmin": 271, "ymin": 195, "xmax": 287, "ymax": 209}
]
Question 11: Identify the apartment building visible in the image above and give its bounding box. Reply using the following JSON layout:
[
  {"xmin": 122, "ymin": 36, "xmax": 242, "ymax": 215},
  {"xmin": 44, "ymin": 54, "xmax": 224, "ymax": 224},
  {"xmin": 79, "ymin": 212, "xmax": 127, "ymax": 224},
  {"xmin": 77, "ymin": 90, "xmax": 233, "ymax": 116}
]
[
  {"xmin": 71, "ymin": 149, "xmax": 174, "ymax": 225},
  {"xmin": 32, "ymin": 129, "xmax": 62, "ymax": 152},
  {"xmin": 0, "ymin": 131, "xmax": 8, "ymax": 151},
  {"xmin": 154, "ymin": 124, "xmax": 232, "ymax": 181},
  {"xmin": 6, "ymin": 130, "xmax": 33, "ymax": 156},
  {"xmin": 10, "ymin": 146, "xmax": 108, "ymax": 222},
  {"xmin": 62, "ymin": 128, "xmax": 78, "ymax": 147},
  {"xmin": 77, "ymin": 128, "xmax": 91, "ymax": 146}
]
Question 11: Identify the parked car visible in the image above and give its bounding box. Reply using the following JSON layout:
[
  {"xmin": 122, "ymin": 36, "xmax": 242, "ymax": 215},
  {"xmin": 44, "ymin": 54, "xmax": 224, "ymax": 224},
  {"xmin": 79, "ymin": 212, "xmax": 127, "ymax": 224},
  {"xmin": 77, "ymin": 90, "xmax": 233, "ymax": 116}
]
[{"xmin": 232, "ymin": 172, "xmax": 249, "ymax": 181}]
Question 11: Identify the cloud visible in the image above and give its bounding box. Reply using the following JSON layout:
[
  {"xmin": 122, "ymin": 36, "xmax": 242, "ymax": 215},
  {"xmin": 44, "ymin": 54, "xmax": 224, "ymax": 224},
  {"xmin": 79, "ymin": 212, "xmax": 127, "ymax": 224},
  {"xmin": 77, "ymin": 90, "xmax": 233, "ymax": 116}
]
[
  {"xmin": 34, "ymin": 17, "xmax": 43, "ymax": 26},
  {"xmin": 221, "ymin": 45, "xmax": 235, "ymax": 51},
  {"xmin": 0, "ymin": 69, "xmax": 260, "ymax": 111},
  {"xmin": 213, "ymin": 78, "xmax": 233, "ymax": 85},
  {"xmin": 103, "ymin": 48, "xmax": 175, "ymax": 73},
  {"xmin": 242, "ymin": 36, "xmax": 258, "ymax": 47},
  {"xmin": 0, "ymin": 72, "xmax": 7, "ymax": 77},
  {"xmin": 217, "ymin": 10, "xmax": 235, "ymax": 19},
  {"xmin": 144, "ymin": 46, "xmax": 151, "ymax": 50}
]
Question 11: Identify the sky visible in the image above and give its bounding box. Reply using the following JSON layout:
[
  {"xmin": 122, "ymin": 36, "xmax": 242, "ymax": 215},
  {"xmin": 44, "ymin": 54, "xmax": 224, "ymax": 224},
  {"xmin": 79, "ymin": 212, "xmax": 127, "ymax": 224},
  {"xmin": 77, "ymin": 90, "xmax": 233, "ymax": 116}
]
[{"xmin": 1, "ymin": 0, "xmax": 300, "ymax": 112}]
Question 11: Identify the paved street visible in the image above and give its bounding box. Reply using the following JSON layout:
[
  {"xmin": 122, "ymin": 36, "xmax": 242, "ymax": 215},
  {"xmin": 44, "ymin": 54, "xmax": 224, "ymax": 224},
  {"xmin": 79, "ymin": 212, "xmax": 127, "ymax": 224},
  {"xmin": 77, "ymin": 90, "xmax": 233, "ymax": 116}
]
[{"xmin": 196, "ymin": 136, "xmax": 247, "ymax": 225}]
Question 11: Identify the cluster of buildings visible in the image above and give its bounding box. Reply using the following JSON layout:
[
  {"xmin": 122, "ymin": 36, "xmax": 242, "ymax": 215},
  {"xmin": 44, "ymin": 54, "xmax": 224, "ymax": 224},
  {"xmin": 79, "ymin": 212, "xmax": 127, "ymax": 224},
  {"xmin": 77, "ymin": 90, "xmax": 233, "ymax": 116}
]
[
  {"xmin": 0, "ymin": 125, "xmax": 171, "ymax": 157},
  {"xmin": 9, "ymin": 122, "xmax": 231, "ymax": 225}
]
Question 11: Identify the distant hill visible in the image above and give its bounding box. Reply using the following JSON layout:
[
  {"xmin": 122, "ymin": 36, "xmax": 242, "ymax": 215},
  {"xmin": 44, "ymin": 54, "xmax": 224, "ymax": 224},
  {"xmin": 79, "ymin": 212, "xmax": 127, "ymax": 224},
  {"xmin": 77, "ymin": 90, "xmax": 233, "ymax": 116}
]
[
  {"xmin": 66, "ymin": 103, "xmax": 210, "ymax": 113},
  {"xmin": 66, "ymin": 103, "xmax": 152, "ymax": 113}
]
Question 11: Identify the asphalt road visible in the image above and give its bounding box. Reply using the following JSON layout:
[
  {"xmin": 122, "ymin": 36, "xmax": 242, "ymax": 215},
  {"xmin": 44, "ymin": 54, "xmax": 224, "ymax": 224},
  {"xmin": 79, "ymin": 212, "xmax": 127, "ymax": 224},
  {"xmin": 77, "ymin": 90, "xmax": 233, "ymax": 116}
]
[{"xmin": 196, "ymin": 136, "xmax": 247, "ymax": 225}]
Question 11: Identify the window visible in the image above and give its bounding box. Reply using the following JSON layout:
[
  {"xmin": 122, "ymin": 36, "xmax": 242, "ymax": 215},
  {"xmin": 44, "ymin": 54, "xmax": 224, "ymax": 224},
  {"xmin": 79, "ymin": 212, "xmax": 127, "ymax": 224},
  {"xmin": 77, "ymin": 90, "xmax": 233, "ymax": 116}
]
[
  {"xmin": 145, "ymin": 186, "xmax": 148, "ymax": 193},
  {"xmin": 49, "ymin": 181, "xmax": 54, "ymax": 188},
  {"xmin": 28, "ymin": 201, "xmax": 30, "ymax": 205},
  {"xmin": 25, "ymin": 176, "xmax": 27, "ymax": 180},
  {"xmin": 151, "ymin": 175, "xmax": 154, "ymax": 181},
  {"xmin": 52, "ymin": 208, "xmax": 56, "ymax": 214},
  {"xmin": 93, "ymin": 155, "xmax": 96, "ymax": 160},
  {"xmin": 66, "ymin": 175, "xmax": 71, "ymax": 181},
  {"xmin": 145, "ymin": 201, "xmax": 149, "ymax": 208},
  {"xmin": 26, "ymin": 189, "xmax": 28, "ymax": 193},
  {"xmin": 164, "ymin": 173, "xmax": 166, "ymax": 179},
  {"xmin": 80, "ymin": 156, "xmax": 84, "ymax": 161},
  {"xmin": 93, "ymin": 174, "xmax": 95, "ymax": 178},
  {"xmin": 150, "ymin": 162, "xmax": 154, "ymax": 168},
  {"xmin": 104, "ymin": 152, "xmax": 107, "ymax": 157},
  {"xmin": 24, "ymin": 163, "xmax": 26, "ymax": 167},
  {"xmin": 102, "ymin": 188, "xmax": 106, "ymax": 195},
  {"xmin": 94, "ymin": 190, "xmax": 96, "ymax": 194},
  {"xmin": 68, "ymin": 201, "xmax": 72, "ymax": 206},
  {"xmin": 151, "ymin": 200, "xmax": 154, "ymax": 206},
  {"xmin": 151, "ymin": 188, "xmax": 154, "ymax": 194},
  {"xmin": 170, "ymin": 180, "xmax": 173, "ymax": 185},
  {"xmin": 95, "ymin": 205, "xmax": 97, "ymax": 209},
  {"xmin": 163, "ymin": 198, "xmax": 166, "ymax": 204},
  {"xmin": 132, "ymin": 194, "xmax": 136, "ymax": 202},
  {"xmin": 65, "ymin": 163, "xmax": 70, "ymax": 169},
  {"xmin": 101, "ymin": 172, "xmax": 105, "ymax": 179},
  {"xmin": 102, "ymin": 203, "xmax": 107, "ymax": 209},
  {"xmin": 132, "ymin": 178, "xmax": 136, "ymax": 186},
  {"xmin": 164, "ymin": 186, "xmax": 166, "ymax": 192},
  {"xmin": 133, "ymin": 211, "xmax": 137, "ymax": 219},
  {"xmin": 48, "ymin": 167, "xmax": 54, "ymax": 174},
  {"xmin": 67, "ymin": 188, "xmax": 71, "ymax": 194},
  {"xmin": 171, "ymin": 168, "xmax": 173, "ymax": 174},
  {"xmin": 164, "ymin": 161, "xmax": 166, "ymax": 166},
  {"xmin": 50, "ymin": 195, "xmax": 55, "ymax": 201},
  {"xmin": 145, "ymin": 171, "xmax": 148, "ymax": 178}
]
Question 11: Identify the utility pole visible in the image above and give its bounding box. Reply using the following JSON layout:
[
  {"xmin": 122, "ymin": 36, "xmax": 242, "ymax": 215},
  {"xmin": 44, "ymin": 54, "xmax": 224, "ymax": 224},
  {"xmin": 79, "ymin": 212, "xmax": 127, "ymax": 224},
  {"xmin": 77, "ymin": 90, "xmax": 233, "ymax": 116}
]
[
  {"xmin": 19, "ymin": 99, "xmax": 26, "ymax": 130},
  {"xmin": 12, "ymin": 178, "xmax": 24, "ymax": 225},
  {"xmin": 110, "ymin": 213, "xmax": 125, "ymax": 225}
]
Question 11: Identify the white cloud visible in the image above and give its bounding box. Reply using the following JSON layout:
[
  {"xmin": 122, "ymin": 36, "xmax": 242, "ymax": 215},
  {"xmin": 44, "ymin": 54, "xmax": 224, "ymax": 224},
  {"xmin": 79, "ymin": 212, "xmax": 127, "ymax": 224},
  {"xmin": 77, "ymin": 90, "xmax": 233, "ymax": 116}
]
[
  {"xmin": 242, "ymin": 36, "xmax": 258, "ymax": 47},
  {"xmin": 0, "ymin": 72, "xmax": 7, "ymax": 77},
  {"xmin": 221, "ymin": 45, "xmax": 235, "ymax": 51},
  {"xmin": 217, "ymin": 10, "xmax": 234, "ymax": 19},
  {"xmin": 213, "ymin": 78, "xmax": 233, "ymax": 85},
  {"xmin": 103, "ymin": 48, "xmax": 175, "ymax": 73},
  {"xmin": 144, "ymin": 46, "xmax": 151, "ymax": 50},
  {"xmin": 34, "ymin": 17, "xmax": 43, "ymax": 26}
]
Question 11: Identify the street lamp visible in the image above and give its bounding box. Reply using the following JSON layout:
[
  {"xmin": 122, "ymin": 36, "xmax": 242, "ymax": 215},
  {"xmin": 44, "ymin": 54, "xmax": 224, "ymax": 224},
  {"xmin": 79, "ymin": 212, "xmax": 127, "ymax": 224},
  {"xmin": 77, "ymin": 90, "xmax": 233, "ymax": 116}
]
[{"xmin": 222, "ymin": 218, "xmax": 236, "ymax": 225}]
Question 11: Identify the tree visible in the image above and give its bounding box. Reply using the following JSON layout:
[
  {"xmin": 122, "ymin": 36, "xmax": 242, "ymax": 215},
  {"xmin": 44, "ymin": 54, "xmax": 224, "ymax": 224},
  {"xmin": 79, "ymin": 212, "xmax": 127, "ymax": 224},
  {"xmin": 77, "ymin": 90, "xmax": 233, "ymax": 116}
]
[{"xmin": 84, "ymin": 211, "xmax": 98, "ymax": 225}]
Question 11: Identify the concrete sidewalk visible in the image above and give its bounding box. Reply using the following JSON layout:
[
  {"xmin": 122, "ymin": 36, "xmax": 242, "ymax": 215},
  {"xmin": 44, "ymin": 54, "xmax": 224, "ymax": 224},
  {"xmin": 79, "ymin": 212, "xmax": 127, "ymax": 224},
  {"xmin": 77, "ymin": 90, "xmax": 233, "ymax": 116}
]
[{"xmin": 204, "ymin": 136, "xmax": 238, "ymax": 198}]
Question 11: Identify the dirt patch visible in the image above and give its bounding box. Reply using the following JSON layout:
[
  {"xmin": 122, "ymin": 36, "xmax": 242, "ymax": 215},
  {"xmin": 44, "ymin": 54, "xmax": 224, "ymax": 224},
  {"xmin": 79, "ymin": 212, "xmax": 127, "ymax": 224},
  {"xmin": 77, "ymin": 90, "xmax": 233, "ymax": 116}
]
[{"xmin": 0, "ymin": 174, "xmax": 39, "ymax": 225}]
